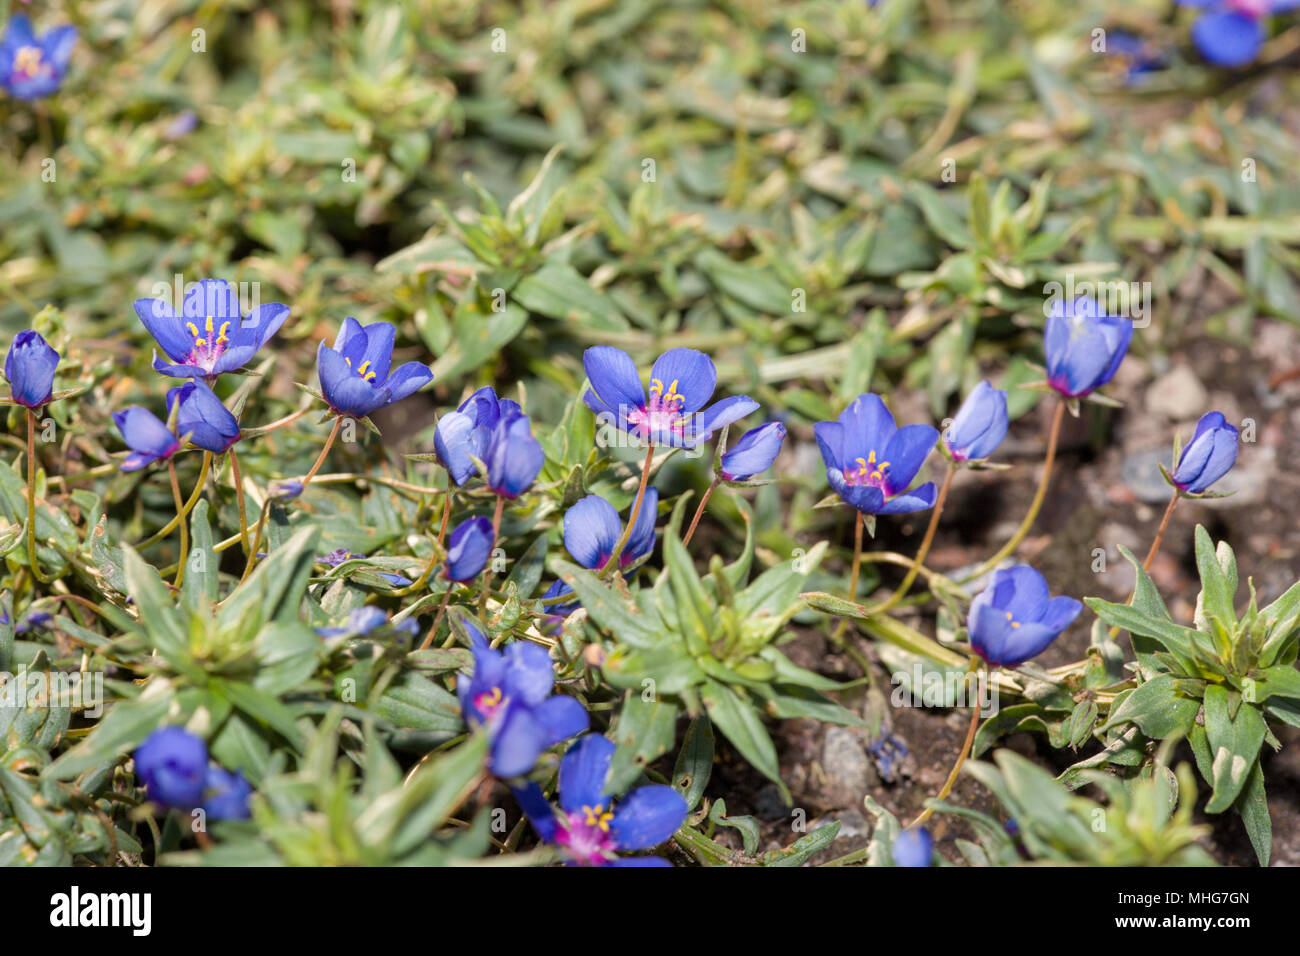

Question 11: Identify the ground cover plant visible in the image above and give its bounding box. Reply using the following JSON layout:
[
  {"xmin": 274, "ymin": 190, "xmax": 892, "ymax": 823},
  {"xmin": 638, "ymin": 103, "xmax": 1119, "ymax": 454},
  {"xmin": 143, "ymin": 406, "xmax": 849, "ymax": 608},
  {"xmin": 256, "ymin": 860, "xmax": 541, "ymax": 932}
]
[{"xmin": 2, "ymin": 0, "xmax": 1300, "ymax": 869}]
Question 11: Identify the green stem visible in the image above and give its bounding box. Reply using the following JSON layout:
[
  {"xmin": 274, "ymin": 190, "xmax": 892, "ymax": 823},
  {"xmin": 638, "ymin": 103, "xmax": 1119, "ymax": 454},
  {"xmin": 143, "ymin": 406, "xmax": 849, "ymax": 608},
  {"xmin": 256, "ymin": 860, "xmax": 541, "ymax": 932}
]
[
  {"xmin": 26, "ymin": 410, "xmax": 53, "ymax": 583},
  {"xmin": 601, "ymin": 443, "xmax": 655, "ymax": 576},
  {"xmin": 868, "ymin": 463, "xmax": 954, "ymax": 615},
  {"xmin": 390, "ymin": 490, "xmax": 452, "ymax": 597},
  {"xmin": 230, "ymin": 448, "xmax": 250, "ymax": 556},
  {"xmin": 299, "ymin": 416, "xmax": 342, "ymax": 493},
  {"xmin": 911, "ymin": 656, "xmax": 981, "ymax": 828},
  {"xmin": 959, "ymin": 398, "xmax": 1066, "ymax": 585},
  {"xmin": 168, "ymin": 461, "xmax": 188, "ymax": 590},
  {"xmin": 136, "ymin": 452, "xmax": 211, "ymax": 550},
  {"xmin": 682, "ymin": 479, "xmax": 718, "ymax": 547}
]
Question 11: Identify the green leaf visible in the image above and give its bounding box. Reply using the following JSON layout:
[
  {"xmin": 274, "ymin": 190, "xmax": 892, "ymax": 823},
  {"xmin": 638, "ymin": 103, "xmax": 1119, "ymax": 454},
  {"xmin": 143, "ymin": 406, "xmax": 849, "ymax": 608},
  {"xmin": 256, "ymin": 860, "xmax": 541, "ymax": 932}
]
[
  {"xmin": 672, "ymin": 716, "xmax": 714, "ymax": 812},
  {"xmin": 555, "ymin": 560, "xmax": 661, "ymax": 648},
  {"xmin": 512, "ymin": 263, "xmax": 627, "ymax": 332},
  {"xmin": 700, "ymin": 679, "xmax": 786, "ymax": 801},
  {"xmin": 1194, "ymin": 525, "xmax": 1237, "ymax": 630},
  {"xmin": 607, "ymin": 690, "xmax": 679, "ymax": 795},
  {"xmin": 762, "ymin": 822, "xmax": 841, "ymax": 867},
  {"xmin": 1100, "ymin": 675, "xmax": 1200, "ymax": 739},
  {"xmin": 181, "ymin": 498, "xmax": 218, "ymax": 609},
  {"xmin": 1202, "ymin": 685, "xmax": 1266, "ymax": 813},
  {"xmin": 1236, "ymin": 757, "xmax": 1271, "ymax": 867}
]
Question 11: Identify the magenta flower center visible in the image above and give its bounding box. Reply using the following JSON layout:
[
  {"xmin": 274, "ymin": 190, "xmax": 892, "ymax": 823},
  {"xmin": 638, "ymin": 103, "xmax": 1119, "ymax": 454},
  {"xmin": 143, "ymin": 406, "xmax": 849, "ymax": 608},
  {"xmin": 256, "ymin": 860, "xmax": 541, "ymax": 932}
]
[
  {"xmin": 474, "ymin": 686, "xmax": 508, "ymax": 722},
  {"xmin": 627, "ymin": 377, "xmax": 688, "ymax": 437},
  {"xmin": 842, "ymin": 450, "xmax": 890, "ymax": 491},
  {"xmin": 555, "ymin": 804, "xmax": 617, "ymax": 865},
  {"xmin": 13, "ymin": 46, "xmax": 47, "ymax": 80},
  {"xmin": 1229, "ymin": 0, "xmax": 1270, "ymax": 18},
  {"xmin": 185, "ymin": 315, "xmax": 232, "ymax": 372}
]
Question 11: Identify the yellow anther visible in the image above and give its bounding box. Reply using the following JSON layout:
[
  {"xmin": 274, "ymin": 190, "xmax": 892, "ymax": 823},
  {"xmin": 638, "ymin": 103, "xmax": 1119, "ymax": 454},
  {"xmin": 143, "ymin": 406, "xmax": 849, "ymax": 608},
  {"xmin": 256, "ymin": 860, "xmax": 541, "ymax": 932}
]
[
  {"xmin": 1004, "ymin": 611, "xmax": 1019, "ymax": 628},
  {"xmin": 357, "ymin": 360, "xmax": 376, "ymax": 382},
  {"xmin": 187, "ymin": 322, "xmax": 201, "ymax": 338},
  {"xmin": 216, "ymin": 321, "xmax": 231, "ymax": 345},
  {"xmin": 582, "ymin": 804, "xmax": 614, "ymax": 831},
  {"xmin": 14, "ymin": 47, "xmax": 43, "ymax": 78}
]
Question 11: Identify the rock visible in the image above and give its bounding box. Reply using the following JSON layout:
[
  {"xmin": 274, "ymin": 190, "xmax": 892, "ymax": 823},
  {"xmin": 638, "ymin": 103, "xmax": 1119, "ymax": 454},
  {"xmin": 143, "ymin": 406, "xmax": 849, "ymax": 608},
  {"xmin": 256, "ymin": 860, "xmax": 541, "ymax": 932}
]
[
  {"xmin": 819, "ymin": 727, "xmax": 878, "ymax": 808},
  {"xmin": 1145, "ymin": 366, "xmax": 1207, "ymax": 420},
  {"xmin": 1121, "ymin": 447, "xmax": 1174, "ymax": 504}
]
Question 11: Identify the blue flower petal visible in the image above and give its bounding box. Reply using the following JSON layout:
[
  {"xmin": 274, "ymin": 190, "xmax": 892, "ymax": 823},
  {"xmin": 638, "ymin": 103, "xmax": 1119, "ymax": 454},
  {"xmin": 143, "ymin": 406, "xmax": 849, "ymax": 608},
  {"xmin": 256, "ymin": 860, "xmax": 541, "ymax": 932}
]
[
  {"xmin": 622, "ymin": 487, "xmax": 659, "ymax": 566},
  {"xmin": 4, "ymin": 330, "xmax": 59, "ymax": 408},
  {"xmin": 558, "ymin": 734, "xmax": 615, "ymax": 814},
  {"xmin": 689, "ymin": 395, "xmax": 760, "ymax": 447},
  {"xmin": 609, "ymin": 785, "xmax": 688, "ymax": 850},
  {"xmin": 434, "ymin": 411, "xmax": 478, "ymax": 485},
  {"xmin": 512, "ymin": 782, "xmax": 560, "ymax": 843},
  {"xmin": 445, "ymin": 516, "xmax": 494, "ymax": 581},
  {"xmin": 649, "ymin": 348, "xmax": 717, "ymax": 413},
  {"xmin": 503, "ymin": 641, "xmax": 556, "ymax": 707},
  {"xmin": 881, "ymin": 424, "xmax": 938, "ymax": 496},
  {"xmin": 839, "ymin": 393, "xmax": 897, "ymax": 452},
  {"xmin": 490, "ymin": 706, "xmax": 549, "ymax": 778},
  {"xmin": 564, "ymin": 495, "xmax": 623, "ymax": 569},
  {"xmin": 720, "ymin": 422, "xmax": 785, "ymax": 480},
  {"xmin": 1192, "ymin": 11, "xmax": 1263, "ymax": 67},
  {"xmin": 875, "ymin": 482, "xmax": 937, "ymax": 515},
  {"xmin": 133, "ymin": 298, "xmax": 192, "ymax": 361},
  {"xmin": 533, "ymin": 694, "xmax": 590, "ymax": 747},
  {"xmin": 583, "ymin": 346, "xmax": 645, "ymax": 419},
  {"xmin": 382, "ymin": 361, "xmax": 433, "ymax": 404}
]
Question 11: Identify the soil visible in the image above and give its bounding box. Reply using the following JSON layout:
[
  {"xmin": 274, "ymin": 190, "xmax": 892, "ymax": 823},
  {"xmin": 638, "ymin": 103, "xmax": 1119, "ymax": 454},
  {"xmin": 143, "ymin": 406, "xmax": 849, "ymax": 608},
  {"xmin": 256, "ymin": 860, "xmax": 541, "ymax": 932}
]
[{"xmin": 693, "ymin": 319, "xmax": 1300, "ymax": 866}]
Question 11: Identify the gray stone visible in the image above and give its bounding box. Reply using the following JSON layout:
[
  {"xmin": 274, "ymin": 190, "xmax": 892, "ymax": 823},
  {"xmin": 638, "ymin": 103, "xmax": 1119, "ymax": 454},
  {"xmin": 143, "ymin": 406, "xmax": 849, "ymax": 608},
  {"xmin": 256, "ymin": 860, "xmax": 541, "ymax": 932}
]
[
  {"xmin": 1121, "ymin": 446, "xmax": 1175, "ymax": 504},
  {"xmin": 820, "ymin": 727, "xmax": 877, "ymax": 807},
  {"xmin": 1145, "ymin": 366, "xmax": 1207, "ymax": 420}
]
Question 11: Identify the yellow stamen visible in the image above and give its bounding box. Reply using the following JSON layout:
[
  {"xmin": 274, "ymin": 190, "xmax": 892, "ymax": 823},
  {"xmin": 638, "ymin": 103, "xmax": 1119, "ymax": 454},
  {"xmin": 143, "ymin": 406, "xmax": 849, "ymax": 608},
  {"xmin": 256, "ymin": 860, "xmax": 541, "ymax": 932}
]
[
  {"xmin": 854, "ymin": 451, "xmax": 889, "ymax": 480},
  {"xmin": 357, "ymin": 360, "xmax": 376, "ymax": 382},
  {"xmin": 216, "ymin": 321, "xmax": 231, "ymax": 345},
  {"xmin": 14, "ymin": 47, "xmax": 43, "ymax": 78},
  {"xmin": 187, "ymin": 322, "xmax": 200, "ymax": 338},
  {"xmin": 582, "ymin": 804, "xmax": 615, "ymax": 831}
]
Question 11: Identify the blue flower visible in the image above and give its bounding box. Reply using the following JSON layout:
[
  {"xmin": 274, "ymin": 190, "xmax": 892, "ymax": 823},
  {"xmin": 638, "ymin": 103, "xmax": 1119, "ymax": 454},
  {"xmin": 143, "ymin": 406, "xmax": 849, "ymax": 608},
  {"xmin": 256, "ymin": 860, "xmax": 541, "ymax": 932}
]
[
  {"xmin": 134, "ymin": 727, "xmax": 208, "ymax": 809},
  {"xmin": 1171, "ymin": 411, "xmax": 1239, "ymax": 494},
  {"xmin": 458, "ymin": 622, "xmax": 589, "ymax": 778},
  {"xmin": 720, "ymin": 422, "xmax": 785, "ymax": 481},
  {"xmin": 1044, "ymin": 298, "xmax": 1132, "ymax": 398},
  {"xmin": 564, "ymin": 490, "xmax": 660, "ymax": 572},
  {"xmin": 540, "ymin": 579, "xmax": 581, "ymax": 632},
  {"xmin": 201, "ymin": 766, "xmax": 252, "ymax": 821},
  {"xmin": 0, "ymin": 16, "xmax": 76, "ymax": 101},
  {"xmin": 316, "ymin": 317, "xmax": 433, "ymax": 418},
  {"xmin": 893, "ymin": 827, "xmax": 933, "ymax": 867},
  {"xmin": 1104, "ymin": 30, "xmax": 1165, "ymax": 83},
  {"xmin": 814, "ymin": 394, "xmax": 938, "ymax": 515},
  {"xmin": 4, "ymin": 330, "xmax": 59, "ymax": 408},
  {"xmin": 968, "ymin": 566, "xmax": 1083, "ymax": 668},
  {"xmin": 485, "ymin": 400, "xmax": 545, "ymax": 498},
  {"xmin": 583, "ymin": 346, "xmax": 759, "ymax": 448},
  {"xmin": 113, "ymin": 407, "xmax": 180, "ymax": 472},
  {"xmin": 134, "ymin": 280, "xmax": 290, "ymax": 381},
  {"xmin": 315, "ymin": 605, "xmax": 389, "ymax": 638},
  {"xmin": 445, "ymin": 516, "xmax": 494, "ymax": 581},
  {"xmin": 434, "ymin": 387, "xmax": 501, "ymax": 485},
  {"xmin": 944, "ymin": 381, "xmax": 1008, "ymax": 462},
  {"xmin": 165, "ymin": 381, "xmax": 241, "ymax": 454},
  {"xmin": 1178, "ymin": 0, "xmax": 1293, "ymax": 67},
  {"xmin": 512, "ymin": 734, "xmax": 688, "ymax": 866}
]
